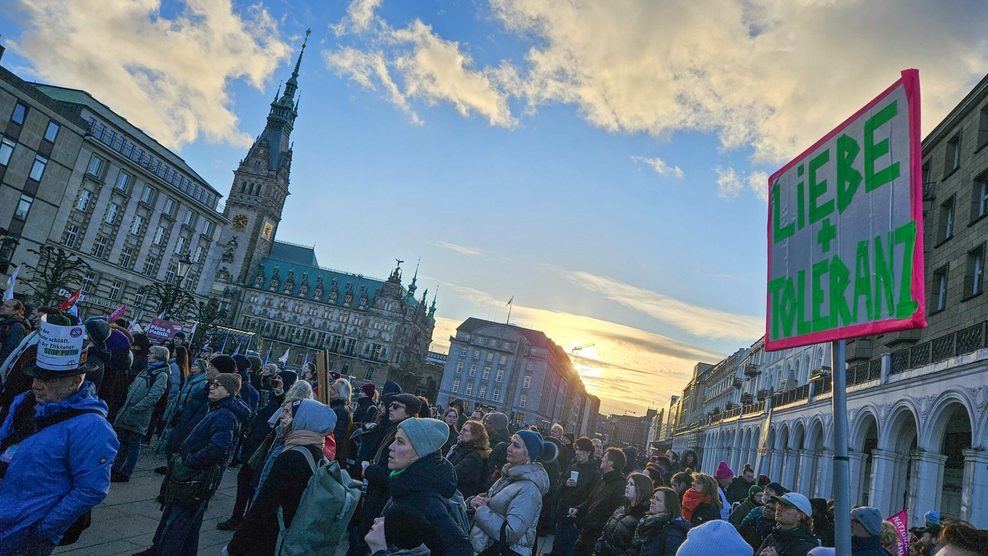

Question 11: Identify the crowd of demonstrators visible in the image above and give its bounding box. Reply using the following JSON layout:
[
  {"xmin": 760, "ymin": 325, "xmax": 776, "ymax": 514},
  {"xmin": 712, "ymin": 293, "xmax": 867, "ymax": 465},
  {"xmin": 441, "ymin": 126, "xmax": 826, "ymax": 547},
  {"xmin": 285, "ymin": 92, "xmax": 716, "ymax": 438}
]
[
  {"xmin": 7, "ymin": 306, "xmax": 988, "ymax": 556},
  {"xmin": 570, "ymin": 447, "xmax": 628, "ymax": 556},
  {"xmin": 470, "ymin": 430, "xmax": 553, "ymax": 556},
  {"xmin": 551, "ymin": 436, "xmax": 601, "ymax": 556},
  {"xmin": 136, "ymin": 371, "xmax": 249, "ymax": 555}
]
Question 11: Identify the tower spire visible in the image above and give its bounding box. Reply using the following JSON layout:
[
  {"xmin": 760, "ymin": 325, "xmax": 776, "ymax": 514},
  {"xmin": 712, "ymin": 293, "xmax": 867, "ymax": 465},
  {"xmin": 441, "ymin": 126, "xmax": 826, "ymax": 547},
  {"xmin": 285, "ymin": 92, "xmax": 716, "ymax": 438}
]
[
  {"xmin": 282, "ymin": 28, "xmax": 310, "ymax": 100},
  {"xmin": 408, "ymin": 258, "xmax": 419, "ymax": 294}
]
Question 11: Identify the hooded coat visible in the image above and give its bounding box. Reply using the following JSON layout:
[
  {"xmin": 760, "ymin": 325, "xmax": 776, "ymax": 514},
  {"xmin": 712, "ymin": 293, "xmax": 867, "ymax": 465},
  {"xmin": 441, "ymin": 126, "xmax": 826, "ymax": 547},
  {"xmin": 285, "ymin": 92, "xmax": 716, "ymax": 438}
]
[
  {"xmin": 0, "ymin": 383, "xmax": 119, "ymax": 549},
  {"xmin": 178, "ymin": 395, "xmax": 250, "ymax": 470},
  {"xmin": 471, "ymin": 462, "xmax": 551, "ymax": 556},
  {"xmin": 114, "ymin": 359, "xmax": 169, "ymax": 435},
  {"xmin": 387, "ymin": 451, "xmax": 473, "ymax": 556},
  {"xmin": 593, "ymin": 502, "xmax": 650, "ymax": 556},
  {"xmin": 227, "ymin": 400, "xmax": 334, "ymax": 556},
  {"xmin": 729, "ymin": 493, "xmax": 762, "ymax": 527},
  {"xmin": 755, "ymin": 526, "xmax": 820, "ymax": 556},
  {"xmin": 628, "ymin": 514, "xmax": 691, "ymax": 556}
]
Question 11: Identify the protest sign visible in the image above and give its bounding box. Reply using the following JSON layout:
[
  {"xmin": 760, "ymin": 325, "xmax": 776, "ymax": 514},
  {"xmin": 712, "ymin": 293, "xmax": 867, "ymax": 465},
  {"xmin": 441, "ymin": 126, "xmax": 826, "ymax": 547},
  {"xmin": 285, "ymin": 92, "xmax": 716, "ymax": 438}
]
[
  {"xmin": 887, "ymin": 508, "xmax": 909, "ymax": 556},
  {"xmin": 766, "ymin": 70, "xmax": 926, "ymax": 350},
  {"xmin": 146, "ymin": 318, "xmax": 183, "ymax": 345}
]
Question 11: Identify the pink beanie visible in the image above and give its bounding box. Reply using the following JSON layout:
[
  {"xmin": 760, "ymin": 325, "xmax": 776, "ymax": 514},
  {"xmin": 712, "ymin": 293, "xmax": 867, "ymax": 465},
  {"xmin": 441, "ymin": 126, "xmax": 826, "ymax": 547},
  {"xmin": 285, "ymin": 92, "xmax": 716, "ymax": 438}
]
[{"xmin": 716, "ymin": 461, "xmax": 734, "ymax": 480}]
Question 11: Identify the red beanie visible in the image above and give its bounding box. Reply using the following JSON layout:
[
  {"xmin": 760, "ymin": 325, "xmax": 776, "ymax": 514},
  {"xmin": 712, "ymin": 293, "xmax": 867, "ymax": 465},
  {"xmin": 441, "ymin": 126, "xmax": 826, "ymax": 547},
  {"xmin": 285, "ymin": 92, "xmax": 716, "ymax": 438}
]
[
  {"xmin": 360, "ymin": 383, "xmax": 376, "ymax": 398},
  {"xmin": 716, "ymin": 461, "xmax": 734, "ymax": 480}
]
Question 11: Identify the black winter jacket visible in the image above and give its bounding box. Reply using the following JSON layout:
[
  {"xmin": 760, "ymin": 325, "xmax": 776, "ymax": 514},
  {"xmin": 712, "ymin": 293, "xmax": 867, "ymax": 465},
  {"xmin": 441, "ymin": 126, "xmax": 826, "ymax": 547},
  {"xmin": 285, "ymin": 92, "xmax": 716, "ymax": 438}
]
[
  {"xmin": 227, "ymin": 444, "xmax": 321, "ymax": 556},
  {"xmin": 387, "ymin": 451, "xmax": 473, "ymax": 556},
  {"xmin": 557, "ymin": 458, "xmax": 602, "ymax": 515},
  {"xmin": 726, "ymin": 476, "xmax": 754, "ymax": 505},
  {"xmin": 629, "ymin": 514, "xmax": 690, "ymax": 556},
  {"xmin": 329, "ymin": 398, "xmax": 351, "ymax": 449},
  {"xmin": 352, "ymin": 396, "xmax": 378, "ymax": 424},
  {"xmin": 576, "ymin": 469, "xmax": 627, "ymax": 536},
  {"xmin": 446, "ymin": 442, "xmax": 489, "ymax": 497},
  {"xmin": 593, "ymin": 503, "xmax": 648, "ymax": 556},
  {"xmin": 850, "ymin": 535, "xmax": 887, "ymax": 556},
  {"xmin": 687, "ymin": 501, "xmax": 720, "ymax": 527},
  {"xmin": 240, "ymin": 392, "xmax": 285, "ymax": 462},
  {"xmin": 359, "ymin": 420, "xmax": 402, "ymax": 537},
  {"xmin": 756, "ymin": 526, "xmax": 821, "ymax": 556}
]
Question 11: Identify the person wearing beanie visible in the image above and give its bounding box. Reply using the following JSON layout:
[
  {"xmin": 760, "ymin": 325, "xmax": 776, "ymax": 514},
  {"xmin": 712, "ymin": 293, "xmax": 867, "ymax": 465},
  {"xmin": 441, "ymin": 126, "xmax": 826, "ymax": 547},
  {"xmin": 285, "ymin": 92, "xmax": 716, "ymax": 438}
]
[
  {"xmin": 727, "ymin": 463, "xmax": 756, "ymax": 505},
  {"xmin": 730, "ymin": 485, "xmax": 764, "ymax": 527},
  {"xmin": 677, "ymin": 519, "xmax": 753, "ymax": 556},
  {"xmin": 226, "ymin": 399, "xmax": 337, "ymax": 555},
  {"xmin": 757, "ymin": 493, "xmax": 820, "ymax": 556},
  {"xmin": 217, "ymin": 369, "xmax": 299, "ymax": 531},
  {"xmin": 570, "ymin": 447, "xmax": 628, "ymax": 556},
  {"xmin": 139, "ymin": 364, "xmax": 250, "ymax": 556},
  {"xmin": 714, "ymin": 461, "xmax": 734, "ymax": 519},
  {"xmin": 355, "ymin": 385, "xmax": 423, "ymax": 553},
  {"xmin": 469, "ymin": 430, "xmax": 551, "ymax": 556},
  {"xmin": 363, "ymin": 504, "xmax": 433, "ymax": 556},
  {"xmin": 210, "ymin": 354, "xmax": 237, "ymax": 374},
  {"xmin": 850, "ymin": 506, "xmax": 887, "ymax": 556},
  {"xmin": 354, "ymin": 382, "xmax": 380, "ymax": 427},
  {"xmin": 380, "ymin": 417, "xmax": 472, "ymax": 556}
]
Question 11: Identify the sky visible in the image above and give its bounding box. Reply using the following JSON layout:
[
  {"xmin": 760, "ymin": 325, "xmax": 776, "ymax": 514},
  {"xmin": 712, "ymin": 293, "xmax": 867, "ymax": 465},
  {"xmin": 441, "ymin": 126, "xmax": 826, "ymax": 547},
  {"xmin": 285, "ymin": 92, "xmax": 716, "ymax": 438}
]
[{"xmin": 2, "ymin": 0, "xmax": 987, "ymax": 415}]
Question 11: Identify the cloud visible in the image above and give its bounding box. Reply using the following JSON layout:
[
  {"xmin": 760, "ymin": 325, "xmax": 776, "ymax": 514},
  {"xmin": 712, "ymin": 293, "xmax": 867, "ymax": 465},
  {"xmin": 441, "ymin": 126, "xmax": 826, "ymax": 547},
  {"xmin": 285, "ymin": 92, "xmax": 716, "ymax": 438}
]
[
  {"xmin": 338, "ymin": 1, "xmax": 985, "ymax": 164},
  {"xmin": 10, "ymin": 0, "xmax": 290, "ymax": 149},
  {"xmin": 631, "ymin": 156, "xmax": 685, "ymax": 179},
  {"xmin": 431, "ymin": 240, "xmax": 484, "ymax": 257},
  {"xmin": 488, "ymin": 0, "xmax": 988, "ymax": 163},
  {"xmin": 561, "ymin": 269, "xmax": 763, "ymax": 341},
  {"xmin": 325, "ymin": 47, "xmax": 423, "ymax": 124},
  {"xmin": 326, "ymin": 5, "xmax": 515, "ymax": 128},
  {"xmin": 332, "ymin": 0, "xmax": 382, "ymax": 36},
  {"xmin": 715, "ymin": 166, "xmax": 744, "ymax": 199},
  {"xmin": 748, "ymin": 170, "xmax": 769, "ymax": 202},
  {"xmin": 437, "ymin": 282, "xmax": 727, "ymax": 414}
]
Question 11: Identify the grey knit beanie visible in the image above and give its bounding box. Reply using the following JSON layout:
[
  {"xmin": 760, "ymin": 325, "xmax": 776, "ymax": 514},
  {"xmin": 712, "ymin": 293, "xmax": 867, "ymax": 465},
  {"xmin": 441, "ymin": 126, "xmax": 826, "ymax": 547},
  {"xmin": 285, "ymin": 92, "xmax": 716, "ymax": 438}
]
[{"xmin": 398, "ymin": 418, "xmax": 449, "ymax": 457}]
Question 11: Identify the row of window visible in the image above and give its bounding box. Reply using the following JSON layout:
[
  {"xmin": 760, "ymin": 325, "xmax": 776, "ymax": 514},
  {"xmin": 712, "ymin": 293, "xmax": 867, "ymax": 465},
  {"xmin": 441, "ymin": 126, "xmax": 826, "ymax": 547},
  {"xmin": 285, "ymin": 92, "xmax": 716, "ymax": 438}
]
[
  {"xmin": 939, "ymin": 105, "xmax": 988, "ymax": 181},
  {"xmin": 450, "ymin": 379, "xmax": 515, "ymax": 403},
  {"xmin": 8, "ymin": 101, "xmax": 60, "ymax": 142},
  {"xmin": 935, "ymin": 175, "xmax": 988, "ymax": 244},
  {"xmin": 930, "ymin": 243, "xmax": 985, "ymax": 313}
]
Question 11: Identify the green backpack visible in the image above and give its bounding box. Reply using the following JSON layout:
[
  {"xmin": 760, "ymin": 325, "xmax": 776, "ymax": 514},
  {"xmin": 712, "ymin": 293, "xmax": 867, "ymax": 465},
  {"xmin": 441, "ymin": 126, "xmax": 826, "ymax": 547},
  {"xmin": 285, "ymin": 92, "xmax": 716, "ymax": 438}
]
[{"xmin": 274, "ymin": 447, "xmax": 363, "ymax": 555}]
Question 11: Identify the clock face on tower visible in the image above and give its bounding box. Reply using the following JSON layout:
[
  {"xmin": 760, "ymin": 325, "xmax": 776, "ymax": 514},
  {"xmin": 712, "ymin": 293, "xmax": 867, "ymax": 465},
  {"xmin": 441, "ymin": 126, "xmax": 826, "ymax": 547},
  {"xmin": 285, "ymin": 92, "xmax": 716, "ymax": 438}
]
[
  {"xmin": 262, "ymin": 221, "xmax": 274, "ymax": 241},
  {"xmin": 232, "ymin": 214, "xmax": 249, "ymax": 230}
]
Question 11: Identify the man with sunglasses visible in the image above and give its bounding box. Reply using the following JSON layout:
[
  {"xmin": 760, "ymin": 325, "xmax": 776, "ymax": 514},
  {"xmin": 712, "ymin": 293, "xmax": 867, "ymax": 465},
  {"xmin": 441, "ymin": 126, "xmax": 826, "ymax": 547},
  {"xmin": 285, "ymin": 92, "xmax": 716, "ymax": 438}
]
[{"xmin": 354, "ymin": 392, "xmax": 422, "ymax": 555}]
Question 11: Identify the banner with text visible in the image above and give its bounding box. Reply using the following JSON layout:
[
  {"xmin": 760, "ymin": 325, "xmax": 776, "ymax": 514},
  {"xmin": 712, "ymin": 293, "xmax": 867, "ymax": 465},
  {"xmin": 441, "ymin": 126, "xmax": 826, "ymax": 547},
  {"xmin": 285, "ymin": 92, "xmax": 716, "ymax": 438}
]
[
  {"xmin": 146, "ymin": 318, "xmax": 183, "ymax": 345},
  {"xmin": 766, "ymin": 69, "xmax": 926, "ymax": 350}
]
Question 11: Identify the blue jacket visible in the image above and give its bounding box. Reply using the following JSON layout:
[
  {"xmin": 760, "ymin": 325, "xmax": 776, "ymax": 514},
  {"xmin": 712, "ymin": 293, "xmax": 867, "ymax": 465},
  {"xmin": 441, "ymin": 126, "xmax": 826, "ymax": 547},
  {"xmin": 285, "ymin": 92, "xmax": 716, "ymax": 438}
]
[
  {"xmin": 0, "ymin": 382, "xmax": 119, "ymax": 548},
  {"xmin": 179, "ymin": 395, "xmax": 250, "ymax": 470},
  {"xmin": 165, "ymin": 378, "xmax": 211, "ymax": 456}
]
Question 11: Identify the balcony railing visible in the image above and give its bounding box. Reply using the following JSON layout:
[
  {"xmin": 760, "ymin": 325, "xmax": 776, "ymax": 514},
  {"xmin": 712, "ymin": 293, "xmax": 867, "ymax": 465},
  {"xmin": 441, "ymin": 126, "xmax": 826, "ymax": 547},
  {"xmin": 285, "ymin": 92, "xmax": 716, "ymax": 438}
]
[{"xmin": 889, "ymin": 321, "xmax": 986, "ymax": 375}]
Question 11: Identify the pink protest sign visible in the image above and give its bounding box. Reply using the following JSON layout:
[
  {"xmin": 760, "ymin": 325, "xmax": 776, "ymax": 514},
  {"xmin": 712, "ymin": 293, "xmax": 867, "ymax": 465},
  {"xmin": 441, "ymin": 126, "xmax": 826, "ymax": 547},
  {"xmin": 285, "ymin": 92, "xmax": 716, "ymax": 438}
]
[
  {"xmin": 109, "ymin": 304, "xmax": 127, "ymax": 321},
  {"xmin": 766, "ymin": 70, "xmax": 926, "ymax": 350},
  {"xmin": 887, "ymin": 508, "xmax": 908, "ymax": 556},
  {"xmin": 146, "ymin": 318, "xmax": 183, "ymax": 345}
]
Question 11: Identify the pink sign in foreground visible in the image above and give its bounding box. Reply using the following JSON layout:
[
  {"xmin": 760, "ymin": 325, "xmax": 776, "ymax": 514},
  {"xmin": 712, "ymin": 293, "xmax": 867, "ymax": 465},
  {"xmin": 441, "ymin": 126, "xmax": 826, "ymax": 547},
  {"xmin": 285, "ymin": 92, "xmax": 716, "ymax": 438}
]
[{"xmin": 766, "ymin": 70, "xmax": 926, "ymax": 351}]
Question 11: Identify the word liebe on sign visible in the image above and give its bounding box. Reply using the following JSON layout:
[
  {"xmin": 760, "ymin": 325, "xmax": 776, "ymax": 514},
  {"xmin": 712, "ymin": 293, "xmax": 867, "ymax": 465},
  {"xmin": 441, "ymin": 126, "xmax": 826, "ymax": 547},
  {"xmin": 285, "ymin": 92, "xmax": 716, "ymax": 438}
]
[{"xmin": 766, "ymin": 70, "xmax": 926, "ymax": 350}]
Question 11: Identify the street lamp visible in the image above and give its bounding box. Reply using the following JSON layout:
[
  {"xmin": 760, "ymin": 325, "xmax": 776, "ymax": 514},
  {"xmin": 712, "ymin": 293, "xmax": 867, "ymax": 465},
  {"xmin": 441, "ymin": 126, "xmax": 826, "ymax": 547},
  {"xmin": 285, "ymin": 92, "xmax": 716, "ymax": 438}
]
[{"xmin": 163, "ymin": 252, "xmax": 194, "ymax": 319}]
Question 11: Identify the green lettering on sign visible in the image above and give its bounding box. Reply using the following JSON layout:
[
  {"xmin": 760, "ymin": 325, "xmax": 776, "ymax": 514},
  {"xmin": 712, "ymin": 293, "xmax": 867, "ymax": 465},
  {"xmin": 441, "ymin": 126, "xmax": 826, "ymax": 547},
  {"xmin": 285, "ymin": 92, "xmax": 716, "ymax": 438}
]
[
  {"xmin": 836, "ymin": 134, "xmax": 862, "ymax": 214},
  {"xmin": 864, "ymin": 101, "xmax": 900, "ymax": 192}
]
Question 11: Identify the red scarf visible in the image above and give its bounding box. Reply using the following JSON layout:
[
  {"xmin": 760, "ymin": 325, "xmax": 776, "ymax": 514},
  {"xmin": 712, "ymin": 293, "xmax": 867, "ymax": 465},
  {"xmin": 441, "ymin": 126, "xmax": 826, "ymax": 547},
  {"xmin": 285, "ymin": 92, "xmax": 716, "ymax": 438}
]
[{"xmin": 681, "ymin": 488, "xmax": 712, "ymax": 522}]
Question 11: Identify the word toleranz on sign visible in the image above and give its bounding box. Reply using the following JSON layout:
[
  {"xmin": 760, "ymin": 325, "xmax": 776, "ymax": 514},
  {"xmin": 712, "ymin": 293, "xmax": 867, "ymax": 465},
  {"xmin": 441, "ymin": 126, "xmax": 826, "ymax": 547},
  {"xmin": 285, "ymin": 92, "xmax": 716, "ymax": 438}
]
[{"xmin": 766, "ymin": 69, "xmax": 926, "ymax": 350}]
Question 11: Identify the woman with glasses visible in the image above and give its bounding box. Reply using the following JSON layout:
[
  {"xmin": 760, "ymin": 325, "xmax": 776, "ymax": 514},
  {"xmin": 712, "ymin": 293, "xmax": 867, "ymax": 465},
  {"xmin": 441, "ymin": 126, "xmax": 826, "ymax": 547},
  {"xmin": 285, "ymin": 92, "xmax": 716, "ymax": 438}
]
[
  {"xmin": 446, "ymin": 419, "xmax": 492, "ymax": 497},
  {"xmin": 628, "ymin": 487, "xmax": 690, "ymax": 556},
  {"xmin": 441, "ymin": 406, "xmax": 460, "ymax": 452}
]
